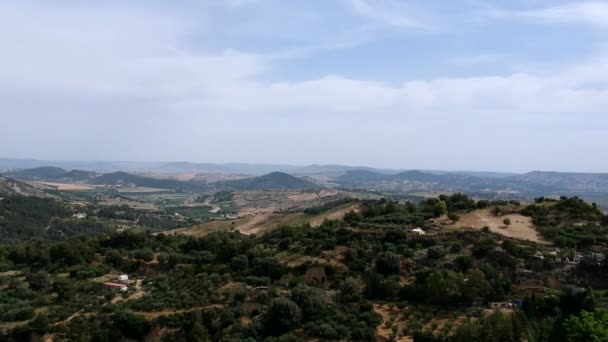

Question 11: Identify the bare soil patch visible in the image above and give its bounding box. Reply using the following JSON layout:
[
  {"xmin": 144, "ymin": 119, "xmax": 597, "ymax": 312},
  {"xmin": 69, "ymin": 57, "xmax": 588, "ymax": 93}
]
[
  {"xmin": 447, "ymin": 209, "xmax": 549, "ymax": 244},
  {"xmin": 167, "ymin": 203, "xmax": 360, "ymax": 237}
]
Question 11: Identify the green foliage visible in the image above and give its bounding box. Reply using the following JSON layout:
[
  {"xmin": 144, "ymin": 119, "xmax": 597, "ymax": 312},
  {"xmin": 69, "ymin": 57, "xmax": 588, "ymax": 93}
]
[
  {"xmin": 521, "ymin": 196, "xmax": 607, "ymax": 247},
  {"xmin": 263, "ymin": 298, "xmax": 302, "ymax": 336},
  {"xmin": 290, "ymin": 284, "xmax": 327, "ymax": 322},
  {"xmin": 376, "ymin": 252, "xmax": 401, "ymax": 276},
  {"xmin": 564, "ymin": 308, "xmax": 608, "ymax": 341},
  {"xmin": 434, "ymin": 200, "xmax": 448, "ymax": 217}
]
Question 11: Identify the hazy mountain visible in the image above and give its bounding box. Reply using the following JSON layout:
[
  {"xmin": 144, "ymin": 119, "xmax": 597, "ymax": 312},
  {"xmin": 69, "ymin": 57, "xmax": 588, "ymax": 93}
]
[
  {"xmin": 155, "ymin": 162, "xmax": 296, "ymax": 175},
  {"xmin": 511, "ymin": 171, "xmax": 608, "ymax": 193},
  {"xmin": 3, "ymin": 166, "xmax": 68, "ymax": 180},
  {"xmin": 292, "ymin": 164, "xmax": 400, "ymax": 175},
  {"xmin": 2, "ymin": 167, "xmax": 99, "ymax": 183},
  {"xmin": 335, "ymin": 169, "xmax": 585, "ymax": 196},
  {"xmin": 91, "ymin": 172, "xmax": 206, "ymax": 191},
  {"xmin": 216, "ymin": 172, "xmax": 318, "ymax": 190}
]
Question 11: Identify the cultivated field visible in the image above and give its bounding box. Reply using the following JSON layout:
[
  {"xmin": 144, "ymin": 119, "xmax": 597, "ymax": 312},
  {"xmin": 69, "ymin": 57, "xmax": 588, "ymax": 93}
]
[{"xmin": 31, "ymin": 182, "xmax": 100, "ymax": 191}]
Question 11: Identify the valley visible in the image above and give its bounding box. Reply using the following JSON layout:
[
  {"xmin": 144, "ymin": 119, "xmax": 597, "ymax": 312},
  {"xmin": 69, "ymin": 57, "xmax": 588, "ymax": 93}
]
[{"xmin": 1, "ymin": 163, "xmax": 608, "ymax": 341}]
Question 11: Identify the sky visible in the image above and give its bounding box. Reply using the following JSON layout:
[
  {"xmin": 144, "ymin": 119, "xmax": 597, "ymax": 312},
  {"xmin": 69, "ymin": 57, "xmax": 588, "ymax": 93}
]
[{"xmin": 1, "ymin": 0, "xmax": 608, "ymax": 173}]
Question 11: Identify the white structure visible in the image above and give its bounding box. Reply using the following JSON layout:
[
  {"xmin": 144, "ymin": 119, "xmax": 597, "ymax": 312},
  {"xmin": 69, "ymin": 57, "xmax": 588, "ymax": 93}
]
[
  {"xmin": 412, "ymin": 228, "xmax": 426, "ymax": 235},
  {"xmin": 117, "ymin": 275, "xmax": 129, "ymax": 283}
]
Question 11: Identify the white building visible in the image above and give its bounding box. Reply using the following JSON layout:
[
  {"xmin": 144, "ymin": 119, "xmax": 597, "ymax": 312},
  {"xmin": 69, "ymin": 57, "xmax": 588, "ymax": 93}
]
[
  {"xmin": 412, "ymin": 228, "xmax": 426, "ymax": 235},
  {"xmin": 117, "ymin": 275, "xmax": 129, "ymax": 284}
]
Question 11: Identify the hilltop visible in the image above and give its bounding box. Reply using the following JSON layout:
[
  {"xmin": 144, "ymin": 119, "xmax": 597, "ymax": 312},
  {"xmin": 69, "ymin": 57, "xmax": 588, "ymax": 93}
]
[{"xmin": 216, "ymin": 172, "xmax": 318, "ymax": 190}]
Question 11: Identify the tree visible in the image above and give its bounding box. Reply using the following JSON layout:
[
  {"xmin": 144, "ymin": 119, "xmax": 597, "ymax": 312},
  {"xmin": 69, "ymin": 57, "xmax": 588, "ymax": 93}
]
[
  {"xmin": 28, "ymin": 313, "xmax": 50, "ymax": 333},
  {"xmin": 503, "ymin": 218, "xmax": 511, "ymax": 226},
  {"xmin": 375, "ymin": 252, "xmax": 401, "ymax": 276},
  {"xmin": 263, "ymin": 298, "xmax": 302, "ymax": 336},
  {"xmin": 455, "ymin": 255, "xmax": 473, "ymax": 272},
  {"xmin": 427, "ymin": 246, "xmax": 445, "ymax": 260},
  {"xmin": 434, "ymin": 200, "xmax": 448, "ymax": 217},
  {"xmin": 113, "ymin": 311, "xmax": 150, "ymax": 339},
  {"xmin": 290, "ymin": 284, "xmax": 326, "ymax": 321},
  {"xmin": 564, "ymin": 308, "xmax": 608, "ymax": 342},
  {"xmin": 461, "ymin": 269, "xmax": 491, "ymax": 304},
  {"xmin": 27, "ymin": 271, "xmax": 50, "ymax": 291},
  {"xmin": 188, "ymin": 321, "xmax": 211, "ymax": 342}
]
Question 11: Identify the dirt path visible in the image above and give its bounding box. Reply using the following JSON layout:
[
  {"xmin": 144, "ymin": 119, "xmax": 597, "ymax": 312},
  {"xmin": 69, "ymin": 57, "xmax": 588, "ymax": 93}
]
[
  {"xmin": 309, "ymin": 204, "xmax": 360, "ymax": 227},
  {"xmin": 132, "ymin": 305, "xmax": 223, "ymax": 320},
  {"xmin": 237, "ymin": 213, "xmax": 272, "ymax": 235}
]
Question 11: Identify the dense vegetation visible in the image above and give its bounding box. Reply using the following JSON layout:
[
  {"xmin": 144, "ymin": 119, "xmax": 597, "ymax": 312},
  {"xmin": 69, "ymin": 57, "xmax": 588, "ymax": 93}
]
[
  {"xmin": 521, "ymin": 196, "xmax": 608, "ymax": 247},
  {"xmin": 0, "ymin": 194, "xmax": 197, "ymax": 243},
  {"xmin": 1, "ymin": 193, "xmax": 608, "ymax": 341}
]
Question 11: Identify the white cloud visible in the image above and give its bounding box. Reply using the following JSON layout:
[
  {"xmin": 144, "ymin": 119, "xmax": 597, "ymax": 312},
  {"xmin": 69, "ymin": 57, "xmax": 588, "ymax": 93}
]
[
  {"xmin": 4, "ymin": 0, "xmax": 608, "ymax": 119},
  {"xmin": 490, "ymin": 2, "xmax": 608, "ymax": 27},
  {"xmin": 2, "ymin": 1, "xmax": 608, "ymax": 170},
  {"xmin": 347, "ymin": 0, "xmax": 431, "ymax": 30}
]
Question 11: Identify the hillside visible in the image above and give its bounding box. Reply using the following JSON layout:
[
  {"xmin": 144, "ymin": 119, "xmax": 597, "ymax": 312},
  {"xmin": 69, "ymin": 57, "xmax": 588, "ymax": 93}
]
[
  {"xmin": 0, "ymin": 177, "xmax": 54, "ymax": 197},
  {"xmin": 217, "ymin": 172, "xmax": 318, "ymax": 190},
  {"xmin": 167, "ymin": 201, "xmax": 360, "ymax": 236},
  {"xmin": 2, "ymin": 195, "xmax": 608, "ymax": 341},
  {"xmin": 512, "ymin": 171, "xmax": 608, "ymax": 193},
  {"xmin": 91, "ymin": 172, "xmax": 206, "ymax": 192},
  {"xmin": 3, "ymin": 166, "xmax": 68, "ymax": 180},
  {"xmin": 3, "ymin": 166, "xmax": 99, "ymax": 183},
  {"xmin": 335, "ymin": 169, "xmax": 608, "ymax": 204}
]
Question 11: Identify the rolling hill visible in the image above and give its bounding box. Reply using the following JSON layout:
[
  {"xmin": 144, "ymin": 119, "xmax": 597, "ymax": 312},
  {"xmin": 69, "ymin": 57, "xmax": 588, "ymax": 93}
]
[
  {"xmin": 91, "ymin": 172, "xmax": 206, "ymax": 191},
  {"xmin": 216, "ymin": 172, "xmax": 318, "ymax": 190},
  {"xmin": 512, "ymin": 171, "xmax": 608, "ymax": 193},
  {"xmin": 2, "ymin": 166, "xmax": 99, "ymax": 182}
]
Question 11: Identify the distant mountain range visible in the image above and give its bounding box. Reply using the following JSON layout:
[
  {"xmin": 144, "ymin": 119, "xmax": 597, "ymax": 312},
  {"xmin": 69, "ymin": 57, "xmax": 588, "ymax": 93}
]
[
  {"xmin": 334, "ymin": 169, "xmax": 608, "ymax": 197},
  {"xmin": 0, "ymin": 167, "xmax": 319, "ymax": 193},
  {"xmin": 2, "ymin": 160, "xmax": 608, "ymax": 204}
]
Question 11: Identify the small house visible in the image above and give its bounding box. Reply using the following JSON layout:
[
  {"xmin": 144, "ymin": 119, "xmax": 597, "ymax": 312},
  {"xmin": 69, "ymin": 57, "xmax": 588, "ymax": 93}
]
[
  {"xmin": 412, "ymin": 228, "xmax": 426, "ymax": 236},
  {"xmin": 117, "ymin": 275, "xmax": 129, "ymax": 284}
]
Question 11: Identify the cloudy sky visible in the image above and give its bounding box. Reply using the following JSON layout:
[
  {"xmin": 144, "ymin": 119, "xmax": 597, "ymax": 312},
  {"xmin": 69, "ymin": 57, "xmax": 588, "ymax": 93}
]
[{"xmin": 1, "ymin": 0, "xmax": 608, "ymax": 172}]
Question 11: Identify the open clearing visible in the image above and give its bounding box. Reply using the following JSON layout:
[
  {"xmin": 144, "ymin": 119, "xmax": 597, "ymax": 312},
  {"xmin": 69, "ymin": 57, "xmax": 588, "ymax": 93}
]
[
  {"xmin": 446, "ymin": 208, "xmax": 549, "ymax": 244},
  {"xmin": 167, "ymin": 203, "xmax": 360, "ymax": 236}
]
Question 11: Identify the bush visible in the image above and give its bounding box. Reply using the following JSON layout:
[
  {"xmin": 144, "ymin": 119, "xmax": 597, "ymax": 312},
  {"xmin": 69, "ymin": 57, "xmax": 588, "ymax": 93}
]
[
  {"xmin": 448, "ymin": 213, "xmax": 460, "ymax": 222},
  {"xmin": 427, "ymin": 246, "xmax": 445, "ymax": 260},
  {"xmin": 376, "ymin": 252, "xmax": 401, "ymax": 276},
  {"xmin": 503, "ymin": 218, "xmax": 511, "ymax": 226}
]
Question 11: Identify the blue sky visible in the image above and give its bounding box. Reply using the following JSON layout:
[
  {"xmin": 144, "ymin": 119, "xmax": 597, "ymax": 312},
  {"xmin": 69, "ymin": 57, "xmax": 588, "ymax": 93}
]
[{"xmin": 1, "ymin": 0, "xmax": 608, "ymax": 172}]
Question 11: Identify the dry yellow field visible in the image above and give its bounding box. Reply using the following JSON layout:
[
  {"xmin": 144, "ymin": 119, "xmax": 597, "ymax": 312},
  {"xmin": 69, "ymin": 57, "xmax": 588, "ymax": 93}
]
[
  {"xmin": 447, "ymin": 208, "xmax": 549, "ymax": 244},
  {"xmin": 33, "ymin": 182, "xmax": 99, "ymax": 191}
]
